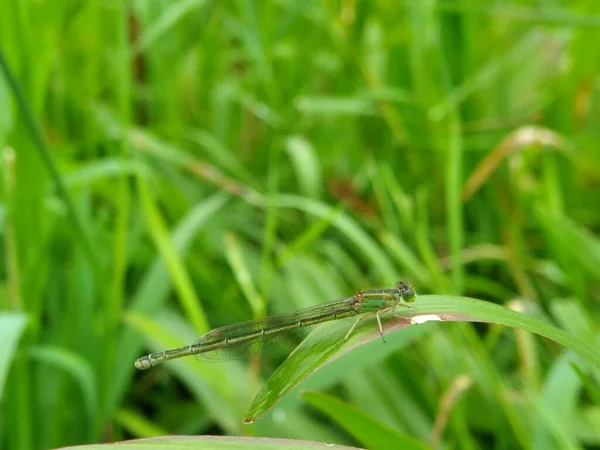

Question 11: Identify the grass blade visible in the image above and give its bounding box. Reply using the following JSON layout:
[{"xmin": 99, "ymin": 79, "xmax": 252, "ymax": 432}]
[{"xmin": 245, "ymin": 295, "xmax": 600, "ymax": 423}]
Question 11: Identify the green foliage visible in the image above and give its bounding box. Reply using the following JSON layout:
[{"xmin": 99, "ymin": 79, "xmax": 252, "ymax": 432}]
[{"xmin": 1, "ymin": 1, "xmax": 600, "ymax": 449}]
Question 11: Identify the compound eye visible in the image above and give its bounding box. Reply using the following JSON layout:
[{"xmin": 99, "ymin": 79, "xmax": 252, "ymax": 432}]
[{"xmin": 396, "ymin": 281, "xmax": 416, "ymax": 302}]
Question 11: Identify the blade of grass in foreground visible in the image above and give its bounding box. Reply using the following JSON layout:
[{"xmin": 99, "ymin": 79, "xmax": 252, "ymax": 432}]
[
  {"xmin": 56, "ymin": 436, "xmax": 363, "ymax": 450},
  {"xmin": 244, "ymin": 295, "xmax": 600, "ymax": 423}
]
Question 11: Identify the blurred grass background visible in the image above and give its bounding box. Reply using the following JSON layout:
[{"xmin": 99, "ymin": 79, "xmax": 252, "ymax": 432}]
[{"xmin": 1, "ymin": 0, "xmax": 600, "ymax": 449}]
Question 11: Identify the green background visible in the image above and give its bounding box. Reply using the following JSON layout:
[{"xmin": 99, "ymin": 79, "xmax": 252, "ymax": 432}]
[{"xmin": 1, "ymin": 1, "xmax": 600, "ymax": 449}]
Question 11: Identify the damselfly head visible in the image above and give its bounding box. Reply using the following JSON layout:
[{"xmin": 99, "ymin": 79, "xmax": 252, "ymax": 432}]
[{"xmin": 396, "ymin": 281, "xmax": 416, "ymax": 302}]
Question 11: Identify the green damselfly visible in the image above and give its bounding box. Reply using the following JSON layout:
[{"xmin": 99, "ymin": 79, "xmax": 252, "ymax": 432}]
[{"xmin": 135, "ymin": 281, "xmax": 416, "ymax": 370}]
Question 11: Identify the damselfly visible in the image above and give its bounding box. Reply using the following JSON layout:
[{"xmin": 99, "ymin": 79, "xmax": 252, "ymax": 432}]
[{"xmin": 135, "ymin": 281, "xmax": 416, "ymax": 370}]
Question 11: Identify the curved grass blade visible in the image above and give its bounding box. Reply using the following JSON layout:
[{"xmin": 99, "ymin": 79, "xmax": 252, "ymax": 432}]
[{"xmin": 244, "ymin": 295, "xmax": 600, "ymax": 423}]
